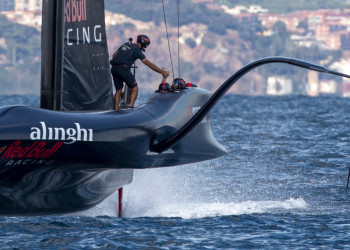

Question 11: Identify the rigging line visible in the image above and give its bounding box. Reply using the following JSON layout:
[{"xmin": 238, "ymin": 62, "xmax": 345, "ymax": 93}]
[
  {"xmin": 162, "ymin": 0, "xmax": 175, "ymax": 80},
  {"xmin": 177, "ymin": 0, "xmax": 180, "ymax": 78},
  {"xmin": 346, "ymin": 166, "xmax": 350, "ymax": 190}
]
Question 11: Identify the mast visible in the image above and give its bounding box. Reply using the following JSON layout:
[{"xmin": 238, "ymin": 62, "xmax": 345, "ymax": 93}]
[{"xmin": 40, "ymin": 0, "xmax": 64, "ymax": 110}]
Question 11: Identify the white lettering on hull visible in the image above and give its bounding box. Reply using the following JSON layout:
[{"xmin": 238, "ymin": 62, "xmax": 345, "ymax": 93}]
[
  {"xmin": 192, "ymin": 106, "xmax": 208, "ymax": 124},
  {"xmin": 30, "ymin": 122, "xmax": 93, "ymax": 144}
]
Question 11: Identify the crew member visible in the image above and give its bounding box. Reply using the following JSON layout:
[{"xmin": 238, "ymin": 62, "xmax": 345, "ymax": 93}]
[
  {"xmin": 158, "ymin": 71, "xmax": 171, "ymax": 92},
  {"xmin": 171, "ymin": 77, "xmax": 187, "ymax": 90},
  {"xmin": 110, "ymin": 35, "xmax": 170, "ymax": 110},
  {"xmin": 158, "ymin": 82, "xmax": 171, "ymax": 92}
]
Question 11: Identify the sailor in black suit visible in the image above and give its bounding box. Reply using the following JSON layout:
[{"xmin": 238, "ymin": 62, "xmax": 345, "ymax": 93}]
[{"xmin": 110, "ymin": 34, "xmax": 169, "ymax": 110}]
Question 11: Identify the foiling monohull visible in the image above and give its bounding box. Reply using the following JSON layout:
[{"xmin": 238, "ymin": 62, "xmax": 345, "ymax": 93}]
[
  {"xmin": 0, "ymin": 0, "xmax": 226, "ymax": 216},
  {"xmin": 1, "ymin": 0, "xmax": 350, "ymax": 216}
]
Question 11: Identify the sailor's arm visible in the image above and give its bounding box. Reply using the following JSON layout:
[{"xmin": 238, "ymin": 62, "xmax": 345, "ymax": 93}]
[
  {"xmin": 161, "ymin": 68, "xmax": 167, "ymax": 82},
  {"xmin": 142, "ymin": 58, "xmax": 169, "ymax": 78},
  {"xmin": 112, "ymin": 50, "xmax": 118, "ymax": 58}
]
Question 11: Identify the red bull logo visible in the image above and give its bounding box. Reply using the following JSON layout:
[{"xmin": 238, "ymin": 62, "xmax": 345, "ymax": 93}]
[
  {"xmin": 65, "ymin": 0, "xmax": 87, "ymax": 23},
  {"xmin": 64, "ymin": 0, "xmax": 103, "ymax": 46},
  {"xmin": 1, "ymin": 141, "xmax": 63, "ymax": 159}
]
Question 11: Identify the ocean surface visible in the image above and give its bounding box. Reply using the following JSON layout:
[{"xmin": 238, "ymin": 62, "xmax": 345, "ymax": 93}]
[{"xmin": 0, "ymin": 93, "xmax": 350, "ymax": 249}]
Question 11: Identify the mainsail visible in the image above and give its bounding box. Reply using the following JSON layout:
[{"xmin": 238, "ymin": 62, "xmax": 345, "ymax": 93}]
[{"xmin": 41, "ymin": 0, "xmax": 113, "ymax": 111}]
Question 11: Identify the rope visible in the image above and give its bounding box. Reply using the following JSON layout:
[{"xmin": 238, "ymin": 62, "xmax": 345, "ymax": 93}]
[
  {"xmin": 347, "ymin": 166, "xmax": 350, "ymax": 189},
  {"xmin": 162, "ymin": 0, "xmax": 175, "ymax": 80},
  {"xmin": 177, "ymin": 0, "xmax": 180, "ymax": 78}
]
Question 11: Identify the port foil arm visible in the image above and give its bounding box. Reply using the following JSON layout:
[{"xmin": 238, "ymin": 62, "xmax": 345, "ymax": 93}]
[{"xmin": 150, "ymin": 57, "xmax": 350, "ymax": 153}]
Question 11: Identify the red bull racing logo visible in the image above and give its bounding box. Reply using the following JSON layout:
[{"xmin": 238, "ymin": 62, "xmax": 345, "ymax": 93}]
[
  {"xmin": 64, "ymin": 0, "xmax": 103, "ymax": 46},
  {"xmin": 65, "ymin": 0, "xmax": 87, "ymax": 23},
  {"xmin": 0, "ymin": 141, "xmax": 63, "ymax": 167},
  {"xmin": 2, "ymin": 141, "xmax": 62, "ymax": 159},
  {"xmin": 0, "ymin": 121, "xmax": 92, "ymax": 167}
]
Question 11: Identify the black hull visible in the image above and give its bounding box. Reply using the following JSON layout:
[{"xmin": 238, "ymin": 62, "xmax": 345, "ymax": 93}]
[
  {"xmin": 0, "ymin": 88, "xmax": 226, "ymax": 215},
  {"xmin": 0, "ymin": 166, "xmax": 133, "ymax": 216}
]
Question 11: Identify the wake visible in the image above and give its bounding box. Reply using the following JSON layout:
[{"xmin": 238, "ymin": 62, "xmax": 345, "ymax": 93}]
[{"xmin": 74, "ymin": 167, "xmax": 307, "ymax": 218}]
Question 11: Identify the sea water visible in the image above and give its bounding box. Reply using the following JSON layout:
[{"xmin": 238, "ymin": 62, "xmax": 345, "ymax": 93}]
[{"xmin": 0, "ymin": 94, "xmax": 350, "ymax": 249}]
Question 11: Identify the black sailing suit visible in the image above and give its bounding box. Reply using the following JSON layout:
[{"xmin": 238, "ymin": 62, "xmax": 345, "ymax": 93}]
[{"xmin": 110, "ymin": 42, "xmax": 146, "ymax": 90}]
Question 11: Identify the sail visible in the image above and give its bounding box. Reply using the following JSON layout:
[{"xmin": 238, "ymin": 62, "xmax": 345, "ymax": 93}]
[{"xmin": 41, "ymin": 0, "xmax": 113, "ymax": 111}]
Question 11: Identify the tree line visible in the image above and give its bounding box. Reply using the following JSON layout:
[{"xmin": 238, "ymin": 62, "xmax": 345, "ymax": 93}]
[
  {"xmin": 0, "ymin": 14, "xmax": 40, "ymax": 94},
  {"xmin": 0, "ymin": 1, "xmax": 345, "ymax": 94}
]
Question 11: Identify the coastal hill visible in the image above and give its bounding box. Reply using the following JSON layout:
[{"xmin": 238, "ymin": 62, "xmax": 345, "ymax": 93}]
[
  {"xmin": 104, "ymin": 0, "xmax": 350, "ymax": 95},
  {"xmin": 1, "ymin": 0, "xmax": 350, "ymax": 95}
]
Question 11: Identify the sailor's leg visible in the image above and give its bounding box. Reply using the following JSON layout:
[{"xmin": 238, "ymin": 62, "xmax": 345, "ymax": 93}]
[
  {"xmin": 129, "ymin": 85, "xmax": 138, "ymax": 108},
  {"xmin": 114, "ymin": 89, "xmax": 122, "ymax": 110}
]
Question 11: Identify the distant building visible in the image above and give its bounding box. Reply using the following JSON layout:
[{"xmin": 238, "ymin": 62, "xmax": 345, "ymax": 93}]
[
  {"xmin": 319, "ymin": 80, "xmax": 338, "ymax": 95},
  {"xmin": 221, "ymin": 5, "xmax": 246, "ymax": 15},
  {"xmin": 1, "ymin": 0, "xmax": 42, "ymax": 30},
  {"xmin": 257, "ymin": 9, "xmax": 350, "ymax": 51},
  {"xmin": 192, "ymin": 0, "xmax": 218, "ymax": 7},
  {"xmin": 267, "ymin": 76, "xmax": 293, "ymax": 95},
  {"xmin": 235, "ymin": 13, "xmax": 260, "ymax": 30},
  {"xmin": 248, "ymin": 5, "xmax": 268, "ymax": 14},
  {"xmin": 307, "ymin": 71, "xmax": 339, "ymax": 96},
  {"xmin": 2, "ymin": 9, "xmax": 41, "ymax": 29},
  {"xmin": 341, "ymin": 33, "xmax": 350, "ymax": 50},
  {"xmin": 259, "ymin": 11, "xmax": 309, "ymax": 33},
  {"xmin": 221, "ymin": 4, "xmax": 268, "ymax": 15},
  {"xmin": 0, "ymin": 0, "xmax": 14, "ymax": 11},
  {"xmin": 291, "ymin": 33, "xmax": 320, "ymax": 48},
  {"xmin": 307, "ymin": 71, "xmax": 319, "ymax": 96},
  {"xmin": 15, "ymin": 0, "xmax": 41, "ymax": 12},
  {"xmin": 342, "ymin": 81, "xmax": 350, "ymax": 97}
]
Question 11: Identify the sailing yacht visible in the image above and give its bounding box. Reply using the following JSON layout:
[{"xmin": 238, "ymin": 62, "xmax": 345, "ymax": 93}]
[
  {"xmin": 0, "ymin": 0, "xmax": 226, "ymax": 216},
  {"xmin": 0, "ymin": 0, "xmax": 349, "ymax": 216}
]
